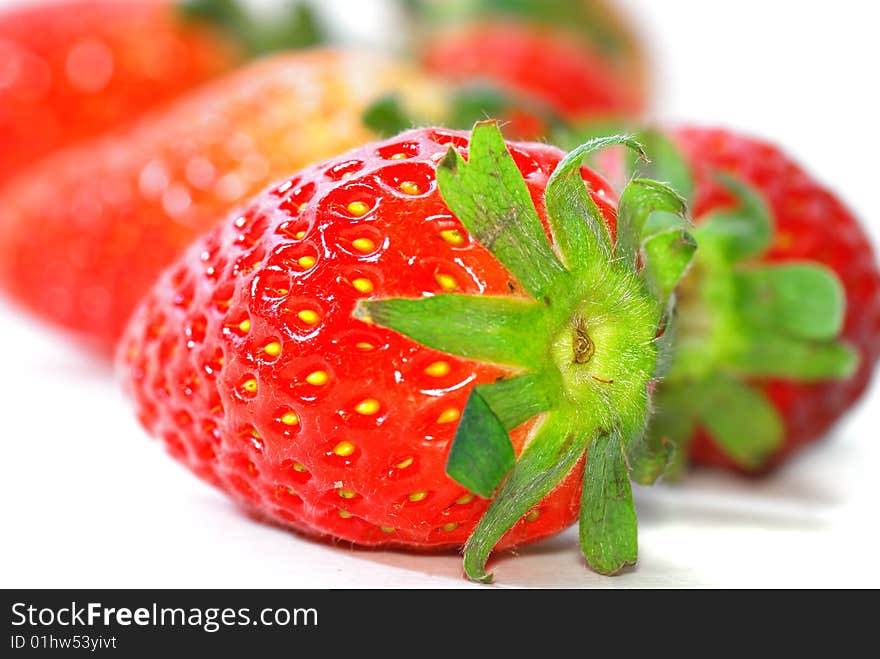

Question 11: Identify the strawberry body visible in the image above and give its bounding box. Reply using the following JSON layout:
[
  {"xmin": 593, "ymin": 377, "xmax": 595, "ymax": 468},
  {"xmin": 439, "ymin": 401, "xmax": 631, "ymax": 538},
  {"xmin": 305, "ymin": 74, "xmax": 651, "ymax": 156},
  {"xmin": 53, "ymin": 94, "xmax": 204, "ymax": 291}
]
[
  {"xmin": 658, "ymin": 128, "xmax": 880, "ymax": 470},
  {"xmin": 118, "ymin": 127, "xmax": 619, "ymax": 549},
  {"xmin": 414, "ymin": 1, "xmax": 647, "ymax": 121},
  {"xmin": 0, "ymin": 51, "xmax": 444, "ymax": 353},
  {"xmin": 0, "ymin": 0, "xmax": 241, "ymax": 184}
]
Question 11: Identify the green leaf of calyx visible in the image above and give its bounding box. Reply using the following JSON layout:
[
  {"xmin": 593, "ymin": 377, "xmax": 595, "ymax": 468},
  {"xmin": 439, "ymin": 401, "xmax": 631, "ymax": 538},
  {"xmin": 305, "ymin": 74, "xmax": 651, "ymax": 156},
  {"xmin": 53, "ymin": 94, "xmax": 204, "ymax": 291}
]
[
  {"xmin": 628, "ymin": 129, "xmax": 696, "ymax": 204},
  {"xmin": 260, "ymin": 2, "xmax": 324, "ymax": 52},
  {"xmin": 727, "ymin": 332, "xmax": 858, "ymax": 381},
  {"xmin": 617, "ymin": 178, "xmax": 688, "ymax": 271},
  {"xmin": 181, "ymin": 0, "xmax": 324, "ymax": 55},
  {"xmin": 697, "ymin": 173, "xmax": 772, "ymax": 263},
  {"xmin": 436, "ymin": 121, "xmax": 569, "ymax": 299},
  {"xmin": 641, "ymin": 224, "xmax": 697, "ymax": 304},
  {"xmin": 181, "ymin": 0, "xmax": 251, "ymax": 33},
  {"xmin": 734, "ymin": 263, "xmax": 846, "ymax": 341},
  {"xmin": 477, "ymin": 375, "xmax": 552, "ymax": 430},
  {"xmin": 545, "ymin": 135, "xmax": 645, "ymax": 270},
  {"xmin": 580, "ymin": 432, "xmax": 638, "ymax": 574},
  {"xmin": 354, "ymin": 295, "xmax": 547, "ymax": 371},
  {"xmin": 693, "ymin": 374, "xmax": 784, "ymax": 470},
  {"xmin": 446, "ymin": 389, "xmax": 516, "ymax": 498},
  {"xmin": 652, "ymin": 300, "xmax": 680, "ymax": 380},
  {"xmin": 362, "ymin": 95, "xmax": 417, "ymax": 138},
  {"xmin": 447, "ymin": 86, "xmax": 508, "ymax": 129},
  {"xmin": 631, "ymin": 385, "xmax": 695, "ymax": 484},
  {"xmin": 445, "ymin": 375, "xmax": 554, "ymax": 498},
  {"xmin": 463, "ymin": 414, "xmax": 587, "ymax": 583}
]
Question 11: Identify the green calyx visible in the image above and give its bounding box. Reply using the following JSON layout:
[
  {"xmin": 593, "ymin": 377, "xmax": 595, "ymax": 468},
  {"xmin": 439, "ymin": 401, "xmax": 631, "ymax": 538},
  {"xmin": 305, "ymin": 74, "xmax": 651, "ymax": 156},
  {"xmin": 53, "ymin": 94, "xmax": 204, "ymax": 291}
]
[
  {"xmin": 630, "ymin": 132, "xmax": 859, "ymax": 471},
  {"xmin": 402, "ymin": 0, "xmax": 635, "ymax": 61},
  {"xmin": 355, "ymin": 121, "xmax": 694, "ymax": 581},
  {"xmin": 180, "ymin": 0, "xmax": 325, "ymax": 56},
  {"xmin": 362, "ymin": 84, "xmax": 567, "ymax": 139}
]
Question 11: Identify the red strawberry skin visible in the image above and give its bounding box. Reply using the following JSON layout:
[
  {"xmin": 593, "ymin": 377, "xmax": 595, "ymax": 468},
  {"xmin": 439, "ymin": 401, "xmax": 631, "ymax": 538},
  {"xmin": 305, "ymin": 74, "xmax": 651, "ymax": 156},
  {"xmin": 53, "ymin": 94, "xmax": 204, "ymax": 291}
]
[
  {"xmin": 0, "ymin": 0, "xmax": 239, "ymax": 184},
  {"xmin": 117, "ymin": 128, "xmax": 618, "ymax": 549},
  {"xmin": 674, "ymin": 128, "xmax": 880, "ymax": 469},
  {"xmin": 0, "ymin": 51, "xmax": 445, "ymax": 353}
]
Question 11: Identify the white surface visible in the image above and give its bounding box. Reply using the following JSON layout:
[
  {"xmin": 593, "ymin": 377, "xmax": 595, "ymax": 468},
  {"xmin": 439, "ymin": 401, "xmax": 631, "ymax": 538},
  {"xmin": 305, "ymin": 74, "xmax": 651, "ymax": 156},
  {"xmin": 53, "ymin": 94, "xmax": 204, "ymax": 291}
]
[{"xmin": 1, "ymin": 0, "xmax": 879, "ymax": 588}]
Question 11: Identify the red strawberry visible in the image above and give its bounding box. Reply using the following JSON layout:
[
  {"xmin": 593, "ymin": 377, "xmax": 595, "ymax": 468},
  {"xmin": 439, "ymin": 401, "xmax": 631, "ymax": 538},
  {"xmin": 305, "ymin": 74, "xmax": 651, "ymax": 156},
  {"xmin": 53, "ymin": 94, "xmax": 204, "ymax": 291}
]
[
  {"xmin": 625, "ymin": 127, "xmax": 880, "ymax": 473},
  {"xmin": 408, "ymin": 0, "xmax": 647, "ymax": 122},
  {"xmin": 0, "ymin": 50, "xmax": 445, "ymax": 353},
  {"xmin": 117, "ymin": 122, "xmax": 695, "ymax": 581},
  {"xmin": 0, "ymin": 0, "xmax": 320, "ymax": 184}
]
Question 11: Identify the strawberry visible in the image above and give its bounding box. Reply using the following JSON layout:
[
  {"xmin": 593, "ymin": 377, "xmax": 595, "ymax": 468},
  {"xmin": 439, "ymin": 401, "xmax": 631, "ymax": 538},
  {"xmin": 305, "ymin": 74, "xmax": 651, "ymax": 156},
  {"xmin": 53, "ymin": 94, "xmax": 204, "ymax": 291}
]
[
  {"xmin": 117, "ymin": 122, "xmax": 695, "ymax": 581},
  {"xmin": 406, "ymin": 0, "xmax": 647, "ymax": 122},
  {"xmin": 619, "ymin": 127, "xmax": 880, "ymax": 473},
  {"xmin": 0, "ymin": 0, "xmax": 321, "ymax": 184},
  {"xmin": 0, "ymin": 50, "xmax": 444, "ymax": 353}
]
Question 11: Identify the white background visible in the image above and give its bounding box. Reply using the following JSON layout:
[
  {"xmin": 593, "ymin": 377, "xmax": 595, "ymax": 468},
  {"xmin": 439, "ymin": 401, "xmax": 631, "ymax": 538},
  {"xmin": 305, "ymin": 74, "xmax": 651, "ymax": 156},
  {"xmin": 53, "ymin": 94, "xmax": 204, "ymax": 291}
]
[{"xmin": 1, "ymin": 0, "xmax": 878, "ymax": 588}]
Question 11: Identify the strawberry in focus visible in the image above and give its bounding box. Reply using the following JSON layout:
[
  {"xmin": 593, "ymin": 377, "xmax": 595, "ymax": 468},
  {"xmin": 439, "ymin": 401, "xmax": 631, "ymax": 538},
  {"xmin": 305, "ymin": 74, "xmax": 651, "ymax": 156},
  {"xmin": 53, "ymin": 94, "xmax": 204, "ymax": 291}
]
[
  {"xmin": 407, "ymin": 0, "xmax": 647, "ymax": 124},
  {"xmin": 0, "ymin": 0, "xmax": 320, "ymax": 184},
  {"xmin": 0, "ymin": 50, "xmax": 444, "ymax": 353},
  {"xmin": 620, "ymin": 127, "xmax": 880, "ymax": 473},
  {"xmin": 118, "ymin": 122, "xmax": 694, "ymax": 580}
]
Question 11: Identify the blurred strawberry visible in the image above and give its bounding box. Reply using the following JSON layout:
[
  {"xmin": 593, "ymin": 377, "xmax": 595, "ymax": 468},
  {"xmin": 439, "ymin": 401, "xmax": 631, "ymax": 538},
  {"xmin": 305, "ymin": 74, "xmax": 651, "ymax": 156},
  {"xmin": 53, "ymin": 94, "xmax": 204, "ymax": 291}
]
[
  {"xmin": 606, "ymin": 127, "xmax": 880, "ymax": 474},
  {"xmin": 0, "ymin": 50, "xmax": 445, "ymax": 353},
  {"xmin": 0, "ymin": 0, "xmax": 322, "ymax": 184},
  {"xmin": 404, "ymin": 0, "xmax": 648, "ymax": 122}
]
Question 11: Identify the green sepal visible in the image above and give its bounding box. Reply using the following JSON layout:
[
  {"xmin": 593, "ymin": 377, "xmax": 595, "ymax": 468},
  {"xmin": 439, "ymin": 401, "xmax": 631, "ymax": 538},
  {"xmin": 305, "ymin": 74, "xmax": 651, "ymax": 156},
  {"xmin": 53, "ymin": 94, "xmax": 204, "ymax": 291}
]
[
  {"xmin": 446, "ymin": 375, "xmax": 554, "ymax": 497},
  {"xmin": 361, "ymin": 95, "xmax": 414, "ymax": 138},
  {"xmin": 631, "ymin": 386, "xmax": 693, "ymax": 484},
  {"xmin": 462, "ymin": 414, "xmax": 587, "ymax": 583},
  {"xmin": 403, "ymin": 0, "xmax": 634, "ymax": 59},
  {"xmin": 478, "ymin": 375, "xmax": 553, "ymax": 430},
  {"xmin": 545, "ymin": 135, "xmax": 645, "ymax": 269},
  {"xmin": 181, "ymin": 0, "xmax": 246, "ymax": 26},
  {"xmin": 734, "ymin": 263, "xmax": 846, "ymax": 341},
  {"xmin": 628, "ymin": 129, "xmax": 695, "ymax": 203},
  {"xmin": 446, "ymin": 86, "xmax": 512, "ymax": 130},
  {"xmin": 580, "ymin": 432, "xmax": 638, "ymax": 574},
  {"xmin": 436, "ymin": 121, "xmax": 569, "ymax": 299},
  {"xmin": 362, "ymin": 84, "xmax": 565, "ymax": 138},
  {"xmin": 550, "ymin": 120, "xmax": 630, "ymax": 156},
  {"xmin": 652, "ymin": 300, "xmax": 679, "ymax": 380},
  {"xmin": 617, "ymin": 178, "xmax": 688, "ymax": 271},
  {"xmin": 694, "ymin": 374, "xmax": 784, "ymax": 470},
  {"xmin": 354, "ymin": 295, "xmax": 547, "ymax": 370},
  {"xmin": 641, "ymin": 218, "xmax": 697, "ymax": 305},
  {"xmin": 446, "ymin": 85, "xmax": 565, "ymax": 134},
  {"xmin": 697, "ymin": 173, "xmax": 772, "ymax": 263},
  {"xmin": 181, "ymin": 0, "xmax": 324, "ymax": 55},
  {"xmin": 446, "ymin": 389, "xmax": 516, "ymax": 498},
  {"xmin": 642, "ymin": 229, "xmax": 697, "ymax": 303},
  {"xmin": 727, "ymin": 333, "xmax": 858, "ymax": 381}
]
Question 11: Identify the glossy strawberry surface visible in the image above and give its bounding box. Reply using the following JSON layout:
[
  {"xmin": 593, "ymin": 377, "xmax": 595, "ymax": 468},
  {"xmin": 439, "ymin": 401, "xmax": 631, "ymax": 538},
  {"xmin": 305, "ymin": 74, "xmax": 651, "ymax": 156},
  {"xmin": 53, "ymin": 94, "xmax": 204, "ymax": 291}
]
[
  {"xmin": 118, "ymin": 128, "xmax": 619, "ymax": 549},
  {"xmin": 0, "ymin": 0, "xmax": 239, "ymax": 184},
  {"xmin": 0, "ymin": 50, "xmax": 445, "ymax": 353},
  {"xmin": 675, "ymin": 127, "xmax": 880, "ymax": 468}
]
